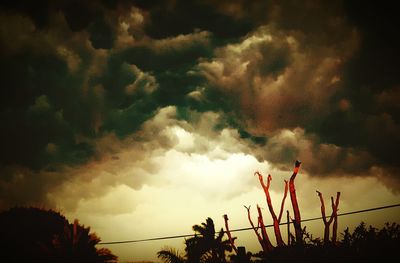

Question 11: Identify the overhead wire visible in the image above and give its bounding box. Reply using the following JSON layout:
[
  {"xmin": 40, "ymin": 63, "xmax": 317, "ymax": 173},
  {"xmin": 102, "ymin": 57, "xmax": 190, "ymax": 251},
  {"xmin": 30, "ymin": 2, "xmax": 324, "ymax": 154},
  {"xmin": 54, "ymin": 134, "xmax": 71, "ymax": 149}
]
[{"xmin": 98, "ymin": 203, "xmax": 400, "ymax": 245}]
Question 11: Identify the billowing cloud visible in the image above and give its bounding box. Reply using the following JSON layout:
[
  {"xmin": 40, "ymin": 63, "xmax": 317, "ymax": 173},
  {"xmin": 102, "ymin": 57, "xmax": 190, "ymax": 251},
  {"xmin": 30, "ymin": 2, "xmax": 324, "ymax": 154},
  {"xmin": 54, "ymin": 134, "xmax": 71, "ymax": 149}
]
[
  {"xmin": 192, "ymin": 2, "xmax": 399, "ymax": 187},
  {"xmin": 0, "ymin": 2, "xmax": 400, "ymax": 261},
  {"xmin": 0, "ymin": 106, "xmax": 262, "ymax": 210},
  {"xmin": 198, "ymin": 23, "xmax": 358, "ymax": 134}
]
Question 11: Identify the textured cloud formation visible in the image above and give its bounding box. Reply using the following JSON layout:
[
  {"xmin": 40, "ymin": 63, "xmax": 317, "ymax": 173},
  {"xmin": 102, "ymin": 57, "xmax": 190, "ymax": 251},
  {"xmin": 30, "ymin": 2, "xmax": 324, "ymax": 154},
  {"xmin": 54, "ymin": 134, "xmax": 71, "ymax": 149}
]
[
  {"xmin": 198, "ymin": 25, "xmax": 358, "ymax": 133},
  {"xmin": 0, "ymin": 106, "xmax": 261, "ymax": 210},
  {"xmin": 0, "ymin": 0, "xmax": 399, "ymax": 213},
  {"xmin": 193, "ymin": 1, "xmax": 399, "ymax": 187}
]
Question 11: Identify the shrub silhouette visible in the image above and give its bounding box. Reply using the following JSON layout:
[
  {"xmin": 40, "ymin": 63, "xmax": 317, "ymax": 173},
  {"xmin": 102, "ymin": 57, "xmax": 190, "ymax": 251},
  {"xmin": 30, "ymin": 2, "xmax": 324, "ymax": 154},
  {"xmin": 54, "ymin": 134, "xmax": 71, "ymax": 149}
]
[
  {"xmin": 247, "ymin": 221, "xmax": 400, "ymax": 263},
  {"xmin": 0, "ymin": 206, "xmax": 117, "ymax": 263}
]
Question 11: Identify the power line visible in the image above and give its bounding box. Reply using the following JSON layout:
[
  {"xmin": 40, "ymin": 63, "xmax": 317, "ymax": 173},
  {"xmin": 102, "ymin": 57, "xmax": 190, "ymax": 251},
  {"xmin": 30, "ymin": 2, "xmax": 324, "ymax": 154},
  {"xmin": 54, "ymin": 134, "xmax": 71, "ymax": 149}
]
[{"xmin": 98, "ymin": 203, "xmax": 400, "ymax": 245}]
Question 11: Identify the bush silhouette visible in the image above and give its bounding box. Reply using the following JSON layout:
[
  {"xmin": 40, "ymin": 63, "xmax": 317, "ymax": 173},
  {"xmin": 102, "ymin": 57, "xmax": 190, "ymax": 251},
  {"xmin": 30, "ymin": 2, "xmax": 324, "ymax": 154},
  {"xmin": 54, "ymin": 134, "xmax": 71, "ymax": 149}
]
[
  {"xmin": 248, "ymin": 221, "xmax": 400, "ymax": 263},
  {"xmin": 0, "ymin": 206, "xmax": 117, "ymax": 263}
]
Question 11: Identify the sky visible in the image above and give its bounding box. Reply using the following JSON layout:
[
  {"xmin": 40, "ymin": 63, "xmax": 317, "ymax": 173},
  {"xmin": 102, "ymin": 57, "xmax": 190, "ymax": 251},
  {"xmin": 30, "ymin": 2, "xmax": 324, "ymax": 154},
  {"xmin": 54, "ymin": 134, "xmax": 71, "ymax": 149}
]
[{"xmin": 0, "ymin": 0, "xmax": 400, "ymax": 262}]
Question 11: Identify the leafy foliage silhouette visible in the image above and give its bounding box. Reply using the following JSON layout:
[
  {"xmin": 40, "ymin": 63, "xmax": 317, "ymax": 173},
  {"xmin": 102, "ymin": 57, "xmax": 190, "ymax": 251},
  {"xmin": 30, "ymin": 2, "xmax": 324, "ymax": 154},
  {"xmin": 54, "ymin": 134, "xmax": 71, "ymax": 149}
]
[
  {"xmin": 248, "ymin": 221, "xmax": 400, "ymax": 263},
  {"xmin": 157, "ymin": 247, "xmax": 186, "ymax": 263},
  {"xmin": 0, "ymin": 206, "xmax": 117, "ymax": 263},
  {"xmin": 158, "ymin": 217, "xmax": 232, "ymax": 263}
]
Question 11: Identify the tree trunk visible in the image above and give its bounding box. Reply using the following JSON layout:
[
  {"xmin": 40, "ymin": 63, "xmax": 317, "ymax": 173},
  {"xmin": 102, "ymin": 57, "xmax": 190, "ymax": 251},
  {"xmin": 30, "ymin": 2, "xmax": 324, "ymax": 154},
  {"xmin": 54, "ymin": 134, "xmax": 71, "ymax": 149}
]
[
  {"xmin": 244, "ymin": 205, "xmax": 272, "ymax": 252},
  {"xmin": 223, "ymin": 214, "xmax": 238, "ymax": 253},
  {"xmin": 287, "ymin": 210, "xmax": 291, "ymax": 246},
  {"xmin": 332, "ymin": 192, "xmax": 340, "ymax": 244},
  {"xmin": 317, "ymin": 190, "xmax": 331, "ymax": 244},
  {"xmin": 317, "ymin": 191, "xmax": 340, "ymax": 245},
  {"xmin": 257, "ymin": 205, "xmax": 274, "ymax": 252},
  {"xmin": 289, "ymin": 160, "xmax": 302, "ymax": 244},
  {"xmin": 255, "ymin": 172, "xmax": 287, "ymax": 247}
]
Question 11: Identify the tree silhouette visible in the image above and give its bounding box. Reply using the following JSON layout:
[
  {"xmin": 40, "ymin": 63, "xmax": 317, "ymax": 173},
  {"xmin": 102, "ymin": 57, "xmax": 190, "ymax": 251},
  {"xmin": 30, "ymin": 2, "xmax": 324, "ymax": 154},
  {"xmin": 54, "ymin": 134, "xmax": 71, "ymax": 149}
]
[
  {"xmin": 289, "ymin": 160, "xmax": 303, "ymax": 244},
  {"xmin": 316, "ymin": 191, "xmax": 340, "ymax": 245},
  {"xmin": 243, "ymin": 204, "xmax": 274, "ymax": 253},
  {"xmin": 223, "ymin": 214, "xmax": 238, "ymax": 253},
  {"xmin": 157, "ymin": 247, "xmax": 186, "ymax": 263},
  {"xmin": 0, "ymin": 207, "xmax": 117, "ymax": 263},
  {"xmin": 190, "ymin": 217, "xmax": 232, "ymax": 262},
  {"xmin": 158, "ymin": 217, "xmax": 232, "ymax": 263},
  {"xmin": 251, "ymin": 221, "xmax": 400, "ymax": 263},
  {"xmin": 236, "ymin": 161, "xmax": 301, "ymax": 254},
  {"xmin": 255, "ymin": 172, "xmax": 288, "ymax": 247}
]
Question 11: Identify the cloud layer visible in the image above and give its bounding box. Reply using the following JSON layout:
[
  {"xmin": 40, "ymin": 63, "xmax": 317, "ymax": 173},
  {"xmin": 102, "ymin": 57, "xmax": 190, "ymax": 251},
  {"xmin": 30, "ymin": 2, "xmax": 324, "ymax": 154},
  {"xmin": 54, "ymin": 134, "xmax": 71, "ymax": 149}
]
[{"xmin": 0, "ymin": 0, "xmax": 399, "ymax": 213}]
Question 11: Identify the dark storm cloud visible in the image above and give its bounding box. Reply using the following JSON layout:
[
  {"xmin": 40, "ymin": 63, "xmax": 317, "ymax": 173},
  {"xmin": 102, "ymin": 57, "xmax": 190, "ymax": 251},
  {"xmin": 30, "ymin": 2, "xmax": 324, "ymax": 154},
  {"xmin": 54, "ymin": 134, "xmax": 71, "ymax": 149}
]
[
  {"xmin": 63, "ymin": 1, "xmax": 99, "ymax": 32},
  {"xmin": 1, "ymin": 0, "xmax": 400, "ymax": 210},
  {"xmin": 0, "ymin": 165, "xmax": 67, "ymax": 209},
  {"xmin": 344, "ymin": 0, "xmax": 400, "ymax": 90},
  {"xmin": 87, "ymin": 14, "xmax": 115, "ymax": 49},
  {"xmin": 0, "ymin": 0, "xmax": 53, "ymax": 28},
  {"xmin": 0, "ymin": 0, "xmax": 212, "ymax": 169},
  {"xmin": 130, "ymin": 0, "xmax": 254, "ymax": 39},
  {"xmin": 94, "ymin": 33, "xmax": 214, "ymax": 136},
  {"xmin": 308, "ymin": 0, "xmax": 400, "ymax": 170},
  {"xmin": 118, "ymin": 40, "xmax": 211, "ymax": 73},
  {"xmin": 0, "ymin": 0, "xmax": 116, "ymax": 50},
  {"xmin": 297, "ymin": 0, "xmax": 400, "ymax": 181},
  {"xmin": 0, "ymin": 0, "xmax": 221, "ymax": 209},
  {"xmin": 0, "ymin": 51, "xmax": 94, "ymax": 170},
  {"xmin": 194, "ymin": 0, "xmax": 400, "ymax": 186}
]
